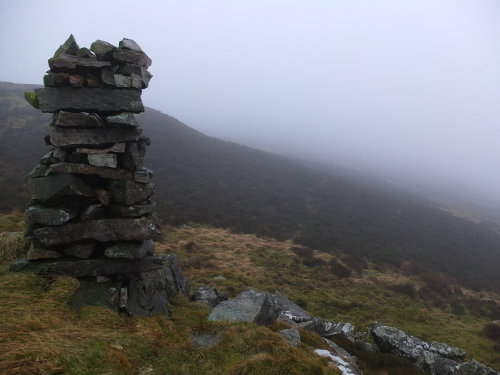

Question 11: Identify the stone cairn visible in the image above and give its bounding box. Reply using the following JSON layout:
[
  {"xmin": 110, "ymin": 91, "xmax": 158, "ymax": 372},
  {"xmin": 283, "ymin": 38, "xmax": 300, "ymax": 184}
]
[{"xmin": 12, "ymin": 35, "xmax": 189, "ymax": 316}]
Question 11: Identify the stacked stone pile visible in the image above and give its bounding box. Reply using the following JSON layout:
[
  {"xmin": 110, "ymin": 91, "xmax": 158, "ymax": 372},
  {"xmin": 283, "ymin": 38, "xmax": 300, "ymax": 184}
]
[{"xmin": 12, "ymin": 35, "xmax": 189, "ymax": 316}]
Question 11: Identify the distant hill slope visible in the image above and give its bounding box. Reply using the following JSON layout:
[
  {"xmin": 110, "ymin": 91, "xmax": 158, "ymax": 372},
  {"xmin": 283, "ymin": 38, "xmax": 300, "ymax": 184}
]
[{"xmin": 1, "ymin": 81, "xmax": 500, "ymax": 292}]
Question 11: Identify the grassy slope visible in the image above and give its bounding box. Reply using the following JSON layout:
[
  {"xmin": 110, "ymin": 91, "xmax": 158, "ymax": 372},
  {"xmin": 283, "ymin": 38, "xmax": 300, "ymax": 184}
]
[{"xmin": 1, "ymin": 213, "xmax": 498, "ymax": 373}]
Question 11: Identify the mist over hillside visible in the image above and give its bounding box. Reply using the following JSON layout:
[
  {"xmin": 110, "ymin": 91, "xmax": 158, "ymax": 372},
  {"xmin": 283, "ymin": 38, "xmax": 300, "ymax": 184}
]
[{"xmin": 1, "ymin": 81, "xmax": 500, "ymax": 292}]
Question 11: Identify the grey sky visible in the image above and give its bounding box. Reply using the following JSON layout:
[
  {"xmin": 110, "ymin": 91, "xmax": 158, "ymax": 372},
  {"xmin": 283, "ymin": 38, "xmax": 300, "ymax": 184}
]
[{"xmin": 1, "ymin": 0, "xmax": 500, "ymax": 201}]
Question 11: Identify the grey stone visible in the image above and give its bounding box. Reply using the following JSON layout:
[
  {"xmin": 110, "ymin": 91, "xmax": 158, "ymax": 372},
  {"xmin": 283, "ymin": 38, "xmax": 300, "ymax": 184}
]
[
  {"xmin": 166, "ymin": 253, "xmax": 190, "ymax": 297},
  {"xmin": 113, "ymin": 74, "xmax": 132, "ymax": 88},
  {"xmin": 273, "ymin": 291, "xmax": 311, "ymax": 323},
  {"xmin": 118, "ymin": 63, "xmax": 153, "ymax": 88},
  {"xmin": 193, "ymin": 286, "xmax": 228, "ymax": 307},
  {"xmin": 63, "ymin": 242, "xmax": 96, "ymax": 259},
  {"xmin": 10, "ymin": 256, "xmax": 164, "ymax": 277},
  {"xmin": 75, "ymin": 47, "xmax": 95, "ymax": 58},
  {"xmin": 55, "ymin": 111, "xmax": 104, "ymax": 127},
  {"xmin": 104, "ymin": 239, "xmax": 155, "ymax": 259},
  {"xmin": 33, "ymin": 218, "xmax": 161, "ymax": 246},
  {"xmin": 76, "ymin": 143, "xmax": 126, "ymax": 154},
  {"xmin": 90, "ymin": 40, "xmax": 116, "ymax": 60},
  {"xmin": 429, "ymin": 342, "xmax": 466, "ymax": 362},
  {"xmin": 134, "ymin": 169, "xmax": 151, "ymax": 184},
  {"xmin": 26, "ymin": 243, "xmax": 62, "ymax": 261},
  {"xmin": 35, "ymin": 87, "xmax": 144, "ymax": 113},
  {"xmin": 27, "ymin": 174, "xmax": 95, "ymax": 202},
  {"xmin": 123, "ymin": 141, "xmax": 146, "ymax": 170},
  {"xmin": 299, "ymin": 318, "xmax": 354, "ymax": 339},
  {"xmin": 25, "ymin": 205, "xmax": 78, "ymax": 226},
  {"xmin": 119, "ymin": 287, "xmax": 128, "ymax": 308},
  {"xmin": 88, "ymin": 154, "xmax": 118, "ymax": 168},
  {"xmin": 208, "ymin": 289, "xmax": 279, "ymax": 325},
  {"xmin": 108, "ymin": 201, "xmax": 155, "ymax": 217},
  {"xmin": 49, "ymin": 125, "xmax": 141, "ymax": 147},
  {"xmin": 279, "ymin": 328, "xmax": 301, "ymax": 347},
  {"xmin": 113, "ymin": 49, "xmax": 152, "ymax": 68},
  {"xmin": 126, "ymin": 268, "xmax": 170, "ymax": 317},
  {"xmin": 52, "ymin": 148, "xmax": 69, "ymax": 161},
  {"xmin": 40, "ymin": 151, "xmax": 54, "ymax": 165},
  {"xmin": 192, "ymin": 333, "xmax": 223, "ymax": 349},
  {"xmin": 51, "ymin": 34, "xmax": 79, "ymax": 60},
  {"xmin": 105, "ymin": 113, "xmax": 138, "ymax": 127},
  {"xmin": 46, "ymin": 162, "xmax": 132, "ymax": 180},
  {"xmin": 317, "ymin": 338, "xmax": 362, "ymax": 375},
  {"xmin": 119, "ymin": 38, "xmax": 143, "ymax": 52},
  {"xmin": 109, "ymin": 180, "xmax": 156, "ymax": 205},
  {"xmin": 69, "ymin": 74, "xmax": 85, "ymax": 88},
  {"xmin": 24, "ymin": 92, "xmax": 40, "ymax": 109},
  {"xmin": 69, "ymin": 281, "xmax": 122, "ymax": 312},
  {"xmin": 80, "ymin": 204, "xmax": 105, "ymax": 220},
  {"xmin": 43, "ymin": 72, "xmax": 69, "ymax": 87},
  {"xmin": 101, "ymin": 70, "xmax": 132, "ymax": 88},
  {"xmin": 456, "ymin": 360, "xmax": 499, "ymax": 375},
  {"xmin": 49, "ymin": 53, "xmax": 112, "ymax": 72},
  {"xmin": 27, "ymin": 164, "xmax": 49, "ymax": 178}
]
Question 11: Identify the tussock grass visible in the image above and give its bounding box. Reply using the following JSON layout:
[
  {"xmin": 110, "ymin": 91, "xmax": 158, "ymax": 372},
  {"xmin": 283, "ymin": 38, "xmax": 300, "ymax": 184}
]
[
  {"xmin": 0, "ymin": 231, "xmax": 27, "ymax": 262},
  {"xmin": 160, "ymin": 224, "xmax": 500, "ymax": 370}
]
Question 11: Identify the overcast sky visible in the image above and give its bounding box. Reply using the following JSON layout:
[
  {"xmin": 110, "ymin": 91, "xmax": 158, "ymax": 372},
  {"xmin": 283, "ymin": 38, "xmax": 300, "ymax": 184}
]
[{"xmin": 1, "ymin": 0, "xmax": 500, "ymax": 202}]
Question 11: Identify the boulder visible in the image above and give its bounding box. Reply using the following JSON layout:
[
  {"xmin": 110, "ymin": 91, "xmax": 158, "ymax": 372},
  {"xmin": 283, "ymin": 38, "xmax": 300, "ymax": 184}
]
[
  {"xmin": 208, "ymin": 289, "xmax": 279, "ymax": 325},
  {"xmin": 35, "ymin": 87, "xmax": 144, "ymax": 113},
  {"xmin": 109, "ymin": 180, "xmax": 156, "ymax": 205},
  {"xmin": 10, "ymin": 256, "xmax": 164, "ymax": 277},
  {"xmin": 456, "ymin": 360, "xmax": 499, "ymax": 375},
  {"xmin": 49, "ymin": 124, "xmax": 141, "ymax": 147},
  {"xmin": 69, "ymin": 281, "xmax": 122, "ymax": 312},
  {"xmin": 279, "ymin": 327, "xmax": 301, "ymax": 347},
  {"xmin": 33, "ymin": 218, "xmax": 160, "ymax": 246},
  {"xmin": 299, "ymin": 317, "xmax": 354, "ymax": 339},
  {"xmin": 104, "ymin": 239, "xmax": 155, "ymax": 259},
  {"xmin": 25, "ymin": 205, "xmax": 78, "ymax": 226},
  {"xmin": 126, "ymin": 268, "xmax": 170, "ymax": 316},
  {"xmin": 273, "ymin": 291, "xmax": 311, "ymax": 323},
  {"xmin": 27, "ymin": 174, "xmax": 95, "ymax": 202},
  {"xmin": 193, "ymin": 286, "xmax": 228, "ymax": 307}
]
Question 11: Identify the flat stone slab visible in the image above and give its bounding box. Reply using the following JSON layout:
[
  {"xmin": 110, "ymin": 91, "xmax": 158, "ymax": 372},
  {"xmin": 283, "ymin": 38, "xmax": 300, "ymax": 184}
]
[
  {"xmin": 27, "ymin": 174, "xmax": 95, "ymax": 202},
  {"xmin": 25, "ymin": 205, "xmax": 78, "ymax": 226},
  {"xmin": 104, "ymin": 239, "xmax": 155, "ymax": 259},
  {"xmin": 76, "ymin": 143, "xmax": 126, "ymax": 154},
  {"xmin": 33, "ymin": 218, "xmax": 160, "ymax": 246},
  {"xmin": 10, "ymin": 256, "xmax": 164, "ymax": 277},
  {"xmin": 108, "ymin": 202, "xmax": 155, "ymax": 217},
  {"xmin": 54, "ymin": 111, "xmax": 104, "ymax": 127},
  {"xmin": 208, "ymin": 289, "xmax": 278, "ymax": 325},
  {"xmin": 49, "ymin": 125, "xmax": 141, "ymax": 147},
  {"xmin": 35, "ymin": 87, "xmax": 144, "ymax": 113},
  {"xmin": 47, "ymin": 162, "xmax": 131, "ymax": 180}
]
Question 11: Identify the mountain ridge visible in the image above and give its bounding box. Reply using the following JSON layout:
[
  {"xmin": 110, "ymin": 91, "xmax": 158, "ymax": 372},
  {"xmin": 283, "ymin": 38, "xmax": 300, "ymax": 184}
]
[{"xmin": 1, "ymin": 81, "xmax": 500, "ymax": 292}]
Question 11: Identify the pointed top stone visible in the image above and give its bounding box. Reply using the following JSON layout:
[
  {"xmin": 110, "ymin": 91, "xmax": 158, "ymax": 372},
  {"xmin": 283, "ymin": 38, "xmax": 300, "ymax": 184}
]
[
  {"xmin": 119, "ymin": 38, "xmax": 143, "ymax": 52},
  {"xmin": 52, "ymin": 34, "xmax": 79, "ymax": 60}
]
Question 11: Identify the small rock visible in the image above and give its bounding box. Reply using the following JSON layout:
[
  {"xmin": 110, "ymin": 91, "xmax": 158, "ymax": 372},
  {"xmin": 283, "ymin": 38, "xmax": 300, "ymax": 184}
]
[
  {"xmin": 104, "ymin": 239, "xmax": 155, "ymax": 259},
  {"xmin": 193, "ymin": 286, "xmax": 228, "ymax": 307},
  {"xmin": 279, "ymin": 327, "xmax": 301, "ymax": 347},
  {"xmin": 88, "ymin": 153, "xmax": 118, "ymax": 168},
  {"xmin": 90, "ymin": 40, "xmax": 116, "ymax": 60},
  {"xmin": 119, "ymin": 38, "xmax": 144, "ymax": 52},
  {"xmin": 191, "ymin": 333, "xmax": 223, "ymax": 349}
]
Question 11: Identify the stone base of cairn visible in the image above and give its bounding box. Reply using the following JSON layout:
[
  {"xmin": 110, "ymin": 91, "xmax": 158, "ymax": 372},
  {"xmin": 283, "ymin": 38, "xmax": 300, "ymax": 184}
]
[{"xmin": 11, "ymin": 35, "xmax": 189, "ymax": 316}]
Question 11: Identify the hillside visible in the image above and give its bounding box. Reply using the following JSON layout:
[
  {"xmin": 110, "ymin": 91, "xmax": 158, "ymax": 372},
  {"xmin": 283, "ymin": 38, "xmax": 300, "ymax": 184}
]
[{"xmin": 1, "ymin": 81, "xmax": 500, "ymax": 292}]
